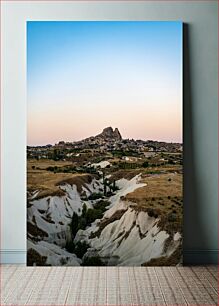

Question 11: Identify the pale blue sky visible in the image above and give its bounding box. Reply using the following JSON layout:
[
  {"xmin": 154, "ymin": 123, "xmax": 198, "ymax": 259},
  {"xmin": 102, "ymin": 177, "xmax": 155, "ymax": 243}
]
[{"xmin": 27, "ymin": 21, "xmax": 182, "ymax": 145}]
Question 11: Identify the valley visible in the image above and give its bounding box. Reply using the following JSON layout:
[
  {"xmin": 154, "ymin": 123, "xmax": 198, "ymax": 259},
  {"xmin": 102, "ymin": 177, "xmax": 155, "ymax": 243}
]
[{"xmin": 27, "ymin": 127, "xmax": 183, "ymax": 266}]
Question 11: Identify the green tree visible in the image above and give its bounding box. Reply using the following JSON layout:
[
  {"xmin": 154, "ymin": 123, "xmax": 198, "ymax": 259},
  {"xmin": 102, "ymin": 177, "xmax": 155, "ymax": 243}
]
[
  {"xmin": 86, "ymin": 208, "xmax": 102, "ymax": 225},
  {"xmin": 142, "ymin": 161, "xmax": 149, "ymax": 168},
  {"xmin": 113, "ymin": 180, "xmax": 116, "ymax": 190},
  {"xmin": 103, "ymin": 184, "xmax": 107, "ymax": 196},
  {"xmin": 74, "ymin": 241, "xmax": 89, "ymax": 259},
  {"xmin": 102, "ymin": 171, "xmax": 105, "ymax": 184},
  {"xmin": 71, "ymin": 212, "xmax": 79, "ymax": 237},
  {"xmin": 168, "ymin": 159, "xmax": 174, "ymax": 165},
  {"xmin": 78, "ymin": 217, "xmax": 87, "ymax": 230},
  {"xmin": 112, "ymin": 180, "xmax": 119, "ymax": 192},
  {"xmin": 82, "ymin": 203, "xmax": 87, "ymax": 217},
  {"xmin": 65, "ymin": 240, "xmax": 75, "ymax": 253},
  {"xmin": 88, "ymin": 192, "xmax": 103, "ymax": 200}
]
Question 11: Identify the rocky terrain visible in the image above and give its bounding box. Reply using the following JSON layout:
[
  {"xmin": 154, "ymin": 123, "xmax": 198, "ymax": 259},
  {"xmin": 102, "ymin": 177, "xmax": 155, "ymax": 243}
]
[
  {"xmin": 27, "ymin": 128, "xmax": 182, "ymax": 266},
  {"xmin": 84, "ymin": 126, "xmax": 122, "ymax": 142}
]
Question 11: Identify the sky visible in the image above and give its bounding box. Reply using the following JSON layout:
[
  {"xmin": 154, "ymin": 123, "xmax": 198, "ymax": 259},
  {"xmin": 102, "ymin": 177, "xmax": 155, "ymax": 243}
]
[{"xmin": 27, "ymin": 21, "xmax": 182, "ymax": 146}]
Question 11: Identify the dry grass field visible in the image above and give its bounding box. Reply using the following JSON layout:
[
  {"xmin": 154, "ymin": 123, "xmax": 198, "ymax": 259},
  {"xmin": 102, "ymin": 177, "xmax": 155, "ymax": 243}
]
[
  {"xmin": 126, "ymin": 173, "xmax": 182, "ymax": 200},
  {"xmin": 27, "ymin": 159, "xmax": 73, "ymax": 170},
  {"xmin": 124, "ymin": 172, "xmax": 183, "ymax": 240},
  {"xmin": 27, "ymin": 159, "xmax": 92, "ymax": 199}
]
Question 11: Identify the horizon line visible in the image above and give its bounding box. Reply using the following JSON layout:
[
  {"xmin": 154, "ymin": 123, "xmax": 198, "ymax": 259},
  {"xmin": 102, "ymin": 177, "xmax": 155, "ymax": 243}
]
[{"xmin": 27, "ymin": 137, "xmax": 183, "ymax": 147}]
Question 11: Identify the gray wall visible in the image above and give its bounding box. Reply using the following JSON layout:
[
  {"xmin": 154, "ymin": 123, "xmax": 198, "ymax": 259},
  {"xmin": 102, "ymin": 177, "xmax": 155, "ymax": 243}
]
[{"xmin": 1, "ymin": 1, "xmax": 218, "ymax": 264}]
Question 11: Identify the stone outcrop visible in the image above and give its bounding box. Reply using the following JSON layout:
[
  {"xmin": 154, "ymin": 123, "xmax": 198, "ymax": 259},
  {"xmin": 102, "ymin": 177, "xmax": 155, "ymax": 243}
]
[{"xmin": 97, "ymin": 127, "xmax": 122, "ymax": 141}]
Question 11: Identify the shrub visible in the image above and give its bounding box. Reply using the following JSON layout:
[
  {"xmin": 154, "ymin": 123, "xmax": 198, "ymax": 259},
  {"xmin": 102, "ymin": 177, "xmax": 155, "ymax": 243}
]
[
  {"xmin": 88, "ymin": 192, "xmax": 103, "ymax": 201},
  {"xmin": 74, "ymin": 241, "xmax": 89, "ymax": 259},
  {"xmin": 82, "ymin": 203, "xmax": 87, "ymax": 217},
  {"xmin": 46, "ymin": 166, "xmax": 54, "ymax": 171},
  {"xmin": 27, "ymin": 248, "xmax": 47, "ymax": 266},
  {"xmin": 168, "ymin": 213, "xmax": 177, "ymax": 222},
  {"xmin": 93, "ymin": 200, "xmax": 110, "ymax": 212},
  {"xmin": 106, "ymin": 191, "xmax": 114, "ymax": 197},
  {"xmin": 81, "ymin": 195, "xmax": 88, "ymax": 201},
  {"xmin": 65, "ymin": 240, "xmax": 75, "ymax": 253},
  {"xmin": 86, "ymin": 208, "xmax": 102, "ymax": 225},
  {"xmin": 142, "ymin": 161, "xmax": 149, "ymax": 168},
  {"xmin": 147, "ymin": 208, "xmax": 158, "ymax": 218},
  {"xmin": 82, "ymin": 256, "xmax": 104, "ymax": 266},
  {"xmin": 60, "ymin": 258, "xmax": 67, "ymax": 265},
  {"xmin": 112, "ymin": 180, "xmax": 119, "ymax": 192},
  {"xmin": 153, "ymin": 212, "xmax": 158, "ymax": 218},
  {"xmin": 77, "ymin": 217, "xmax": 87, "ymax": 230}
]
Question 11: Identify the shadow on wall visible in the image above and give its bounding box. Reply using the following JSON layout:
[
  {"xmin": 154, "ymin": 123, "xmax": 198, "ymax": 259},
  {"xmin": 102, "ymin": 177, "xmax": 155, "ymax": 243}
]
[{"xmin": 183, "ymin": 24, "xmax": 212, "ymax": 264}]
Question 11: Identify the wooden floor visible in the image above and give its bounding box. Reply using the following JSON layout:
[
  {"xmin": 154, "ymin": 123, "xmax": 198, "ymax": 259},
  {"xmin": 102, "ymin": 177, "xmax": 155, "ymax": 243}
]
[{"xmin": 1, "ymin": 265, "xmax": 218, "ymax": 305}]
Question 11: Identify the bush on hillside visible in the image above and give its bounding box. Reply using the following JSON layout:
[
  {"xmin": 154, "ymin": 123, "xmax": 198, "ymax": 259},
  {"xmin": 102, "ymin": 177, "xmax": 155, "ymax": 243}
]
[
  {"xmin": 93, "ymin": 200, "xmax": 110, "ymax": 212},
  {"xmin": 168, "ymin": 213, "xmax": 177, "ymax": 222},
  {"xmin": 147, "ymin": 208, "xmax": 159, "ymax": 219},
  {"xmin": 86, "ymin": 208, "xmax": 102, "ymax": 225},
  {"xmin": 142, "ymin": 161, "xmax": 149, "ymax": 168},
  {"xmin": 82, "ymin": 256, "xmax": 104, "ymax": 266},
  {"xmin": 88, "ymin": 192, "xmax": 103, "ymax": 201},
  {"xmin": 74, "ymin": 241, "xmax": 89, "ymax": 259},
  {"xmin": 65, "ymin": 240, "xmax": 75, "ymax": 253}
]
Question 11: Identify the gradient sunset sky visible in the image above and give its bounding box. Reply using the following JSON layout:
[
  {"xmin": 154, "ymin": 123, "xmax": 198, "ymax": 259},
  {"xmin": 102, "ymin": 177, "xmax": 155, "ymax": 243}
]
[{"xmin": 27, "ymin": 21, "xmax": 182, "ymax": 146}]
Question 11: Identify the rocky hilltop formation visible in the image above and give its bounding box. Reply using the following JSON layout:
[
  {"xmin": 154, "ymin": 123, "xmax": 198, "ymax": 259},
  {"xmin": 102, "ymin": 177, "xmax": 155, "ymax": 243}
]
[
  {"xmin": 81, "ymin": 126, "xmax": 122, "ymax": 144},
  {"xmin": 96, "ymin": 127, "xmax": 122, "ymax": 141}
]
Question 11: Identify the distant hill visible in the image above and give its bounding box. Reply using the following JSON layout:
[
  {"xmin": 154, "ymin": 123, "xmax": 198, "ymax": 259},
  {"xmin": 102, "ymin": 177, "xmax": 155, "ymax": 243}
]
[
  {"xmin": 93, "ymin": 127, "xmax": 122, "ymax": 141},
  {"xmin": 28, "ymin": 126, "xmax": 182, "ymax": 154},
  {"xmin": 81, "ymin": 126, "xmax": 122, "ymax": 144}
]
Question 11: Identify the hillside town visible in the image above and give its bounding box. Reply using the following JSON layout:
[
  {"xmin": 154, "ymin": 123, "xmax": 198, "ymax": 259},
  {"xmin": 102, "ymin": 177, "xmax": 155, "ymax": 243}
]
[{"xmin": 27, "ymin": 127, "xmax": 182, "ymax": 161}]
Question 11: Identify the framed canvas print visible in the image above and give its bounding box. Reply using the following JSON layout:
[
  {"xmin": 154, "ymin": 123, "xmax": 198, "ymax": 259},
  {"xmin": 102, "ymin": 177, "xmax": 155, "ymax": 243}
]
[{"xmin": 27, "ymin": 21, "xmax": 183, "ymax": 266}]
